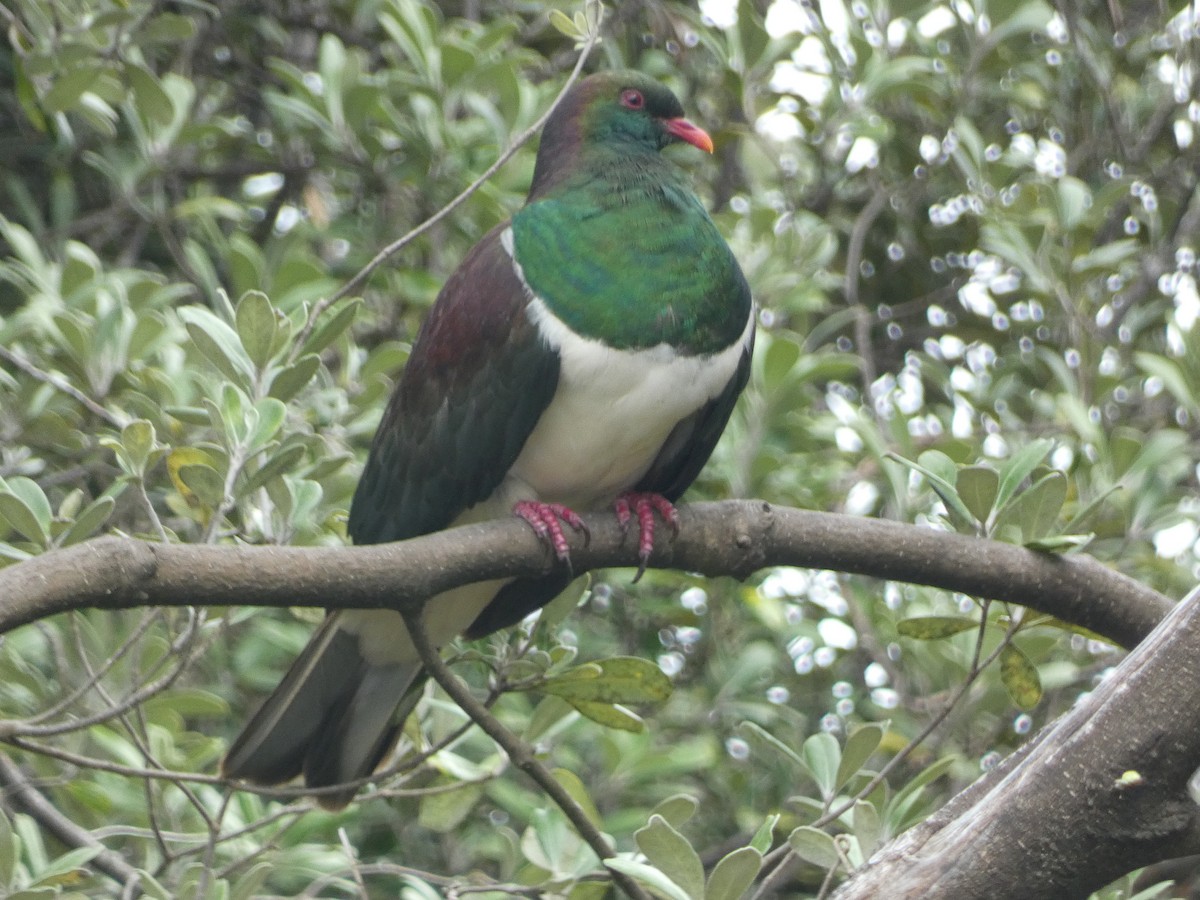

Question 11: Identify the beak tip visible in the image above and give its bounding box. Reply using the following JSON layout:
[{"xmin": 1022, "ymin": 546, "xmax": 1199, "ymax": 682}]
[{"xmin": 665, "ymin": 117, "xmax": 715, "ymax": 154}]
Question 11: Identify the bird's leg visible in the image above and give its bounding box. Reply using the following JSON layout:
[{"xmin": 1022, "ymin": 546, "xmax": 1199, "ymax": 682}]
[
  {"xmin": 613, "ymin": 492, "xmax": 680, "ymax": 582},
  {"xmin": 514, "ymin": 501, "xmax": 590, "ymax": 564}
]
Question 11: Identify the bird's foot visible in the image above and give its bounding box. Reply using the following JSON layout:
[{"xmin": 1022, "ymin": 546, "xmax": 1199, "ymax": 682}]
[
  {"xmin": 514, "ymin": 501, "xmax": 590, "ymax": 564},
  {"xmin": 613, "ymin": 492, "xmax": 680, "ymax": 582}
]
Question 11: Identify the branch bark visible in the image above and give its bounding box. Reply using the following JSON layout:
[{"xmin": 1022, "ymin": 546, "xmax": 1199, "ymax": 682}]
[
  {"xmin": 833, "ymin": 585, "xmax": 1200, "ymax": 899},
  {"xmin": 0, "ymin": 501, "xmax": 1172, "ymax": 651}
]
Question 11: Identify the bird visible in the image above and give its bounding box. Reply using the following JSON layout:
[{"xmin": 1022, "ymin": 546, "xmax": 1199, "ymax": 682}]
[{"xmin": 221, "ymin": 69, "xmax": 755, "ymax": 809}]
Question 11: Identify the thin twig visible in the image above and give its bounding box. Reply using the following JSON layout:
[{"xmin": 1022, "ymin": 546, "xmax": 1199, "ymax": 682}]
[
  {"xmin": 0, "ymin": 344, "xmax": 126, "ymax": 427},
  {"xmin": 291, "ymin": 2, "xmax": 605, "ymax": 355},
  {"xmin": 845, "ymin": 185, "xmax": 887, "ymax": 395},
  {"xmin": 400, "ymin": 605, "xmax": 654, "ymax": 900}
]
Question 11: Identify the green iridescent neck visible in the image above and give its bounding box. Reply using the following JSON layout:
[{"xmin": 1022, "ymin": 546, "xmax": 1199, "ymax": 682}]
[{"xmin": 511, "ymin": 159, "xmax": 750, "ymax": 355}]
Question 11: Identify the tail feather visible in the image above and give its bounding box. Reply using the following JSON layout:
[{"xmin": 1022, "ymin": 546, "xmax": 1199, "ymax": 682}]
[
  {"xmin": 221, "ymin": 613, "xmax": 425, "ymax": 809},
  {"xmin": 304, "ymin": 663, "xmax": 427, "ymax": 809}
]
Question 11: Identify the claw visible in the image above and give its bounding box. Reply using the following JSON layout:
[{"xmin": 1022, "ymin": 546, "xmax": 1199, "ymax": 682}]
[
  {"xmin": 514, "ymin": 501, "xmax": 589, "ymax": 566},
  {"xmin": 613, "ymin": 492, "xmax": 679, "ymax": 582}
]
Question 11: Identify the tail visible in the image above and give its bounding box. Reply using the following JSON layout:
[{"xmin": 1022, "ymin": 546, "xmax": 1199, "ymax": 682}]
[{"xmin": 221, "ymin": 611, "xmax": 426, "ymax": 810}]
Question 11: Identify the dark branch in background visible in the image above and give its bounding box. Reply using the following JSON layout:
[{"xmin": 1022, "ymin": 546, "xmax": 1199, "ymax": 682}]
[
  {"xmin": 0, "ymin": 501, "xmax": 1173, "ymax": 649},
  {"xmin": 832, "ymin": 586, "xmax": 1200, "ymax": 899},
  {"xmin": 0, "ymin": 753, "xmax": 140, "ymax": 889}
]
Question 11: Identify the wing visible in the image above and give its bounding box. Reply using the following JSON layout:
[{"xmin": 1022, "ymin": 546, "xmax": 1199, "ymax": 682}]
[
  {"xmin": 635, "ymin": 329, "xmax": 754, "ymax": 501},
  {"xmin": 348, "ymin": 224, "xmax": 561, "ymax": 544}
]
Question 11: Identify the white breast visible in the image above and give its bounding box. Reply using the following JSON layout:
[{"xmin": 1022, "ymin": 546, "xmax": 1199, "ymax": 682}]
[{"xmin": 498, "ymin": 228, "xmax": 753, "ymax": 511}]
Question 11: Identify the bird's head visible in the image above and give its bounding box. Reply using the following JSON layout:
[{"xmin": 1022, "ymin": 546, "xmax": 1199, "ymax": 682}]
[{"xmin": 530, "ymin": 70, "xmax": 713, "ymax": 197}]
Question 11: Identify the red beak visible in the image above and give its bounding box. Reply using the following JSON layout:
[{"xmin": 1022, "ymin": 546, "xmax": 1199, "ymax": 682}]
[{"xmin": 664, "ymin": 117, "xmax": 714, "ymax": 154}]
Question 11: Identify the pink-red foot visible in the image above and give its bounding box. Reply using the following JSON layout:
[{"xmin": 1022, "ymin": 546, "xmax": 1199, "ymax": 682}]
[
  {"xmin": 514, "ymin": 501, "xmax": 589, "ymax": 564},
  {"xmin": 613, "ymin": 492, "xmax": 680, "ymax": 582}
]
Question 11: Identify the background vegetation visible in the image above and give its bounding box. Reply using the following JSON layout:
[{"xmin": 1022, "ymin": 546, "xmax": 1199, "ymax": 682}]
[{"xmin": 0, "ymin": 0, "xmax": 1197, "ymax": 896}]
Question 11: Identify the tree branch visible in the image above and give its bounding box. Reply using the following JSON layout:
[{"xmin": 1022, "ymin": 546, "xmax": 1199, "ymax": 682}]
[
  {"xmin": 400, "ymin": 605, "xmax": 653, "ymax": 900},
  {"xmin": 0, "ymin": 501, "xmax": 1173, "ymax": 650},
  {"xmin": 0, "ymin": 753, "xmax": 141, "ymax": 889},
  {"xmin": 833, "ymin": 585, "xmax": 1200, "ymax": 899}
]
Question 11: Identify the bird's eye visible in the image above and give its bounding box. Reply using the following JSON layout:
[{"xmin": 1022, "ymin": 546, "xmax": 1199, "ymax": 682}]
[{"xmin": 620, "ymin": 89, "xmax": 645, "ymax": 109}]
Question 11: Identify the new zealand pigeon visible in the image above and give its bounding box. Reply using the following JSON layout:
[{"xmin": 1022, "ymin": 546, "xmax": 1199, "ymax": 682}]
[{"xmin": 222, "ymin": 70, "xmax": 755, "ymax": 809}]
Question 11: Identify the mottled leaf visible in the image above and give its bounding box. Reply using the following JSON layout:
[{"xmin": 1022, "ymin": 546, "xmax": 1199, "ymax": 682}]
[
  {"xmin": 896, "ymin": 616, "xmax": 979, "ymax": 640},
  {"xmin": 1000, "ymin": 644, "xmax": 1042, "ymax": 709}
]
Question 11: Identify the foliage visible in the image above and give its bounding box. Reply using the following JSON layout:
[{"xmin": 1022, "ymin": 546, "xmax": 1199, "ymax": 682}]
[{"xmin": 0, "ymin": 0, "xmax": 1197, "ymax": 896}]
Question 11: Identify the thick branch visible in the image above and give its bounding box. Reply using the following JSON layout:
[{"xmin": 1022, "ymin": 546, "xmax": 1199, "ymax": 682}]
[
  {"xmin": 834, "ymin": 585, "xmax": 1200, "ymax": 899},
  {"xmin": 0, "ymin": 502, "xmax": 1171, "ymax": 649}
]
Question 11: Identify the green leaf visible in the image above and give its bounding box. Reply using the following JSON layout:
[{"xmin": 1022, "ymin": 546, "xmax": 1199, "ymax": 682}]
[
  {"xmin": 549, "ymin": 9, "xmax": 584, "ymax": 39},
  {"xmin": 142, "ymin": 12, "xmax": 198, "ymax": 43},
  {"xmin": 651, "ymin": 795, "xmax": 699, "ymax": 830},
  {"xmin": 738, "ymin": 721, "xmax": 805, "ymax": 771},
  {"xmin": 0, "ymin": 478, "xmax": 51, "ymax": 545},
  {"xmin": 0, "ymin": 808, "xmax": 15, "ymax": 886},
  {"xmin": 180, "ymin": 307, "xmax": 254, "ymax": 386},
  {"xmin": 144, "ymin": 688, "xmax": 230, "ymax": 718},
  {"xmin": 750, "ymin": 813, "xmax": 779, "ymax": 854},
  {"xmin": 177, "ymin": 464, "xmax": 226, "ymax": 508},
  {"xmin": 230, "ymin": 862, "xmax": 273, "ymax": 900},
  {"xmin": 604, "ymin": 858, "xmax": 692, "ymax": 900},
  {"xmin": 994, "ymin": 471, "xmax": 1067, "ymax": 544},
  {"xmin": 896, "ymin": 616, "xmax": 979, "ymax": 640},
  {"xmin": 418, "ymin": 778, "xmax": 484, "ymax": 832},
  {"xmin": 634, "ymin": 815, "xmax": 705, "ymax": 900},
  {"xmin": 787, "ymin": 826, "xmax": 840, "ymax": 869},
  {"xmin": 120, "ymin": 419, "xmax": 157, "ymax": 474},
  {"xmin": 837, "ymin": 723, "xmax": 883, "ymax": 792},
  {"xmin": 30, "ymin": 845, "xmax": 101, "ymax": 887},
  {"xmin": 268, "ymin": 354, "xmax": 321, "ymax": 402},
  {"xmin": 552, "ymin": 768, "xmax": 603, "ymax": 830},
  {"xmin": 247, "ymin": 398, "xmax": 287, "ymax": 451},
  {"xmin": 61, "ymin": 495, "xmax": 115, "ymax": 546},
  {"xmin": 1000, "ymin": 644, "xmax": 1042, "ymax": 709},
  {"xmin": 569, "ymin": 700, "xmax": 645, "ymax": 732},
  {"xmin": 44, "ymin": 63, "xmax": 105, "ymax": 113},
  {"xmin": 537, "ymin": 574, "xmax": 590, "ymax": 632},
  {"xmin": 995, "ymin": 439, "xmax": 1054, "ymax": 510},
  {"xmin": 167, "ymin": 448, "xmax": 221, "ymax": 508},
  {"xmin": 1071, "ymin": 238, "xmax": 1139, "ymax": 275},
  {"xmin": 1055, "ymin": 177, "xmax": 1091, "ymax": 231},
  {"xmin": 889, "ymin": 451, "xmax": 975, "ymax": 532},
  {"xmin": 763, "ymin": 336, "xmax": 800, "ymax": 388},
  {"xmin": 886, "ymin": 756, "xmax": 956, "ymax": 832},
  {"xmin": 802, "ymin": 732, "xmax": 841, "ymax": 799},
  {"xmin": 1024, "ymin": 533, "xmax": 1092, "ymax": 553},
  {"xmin": 539, "ymin": 657, "xmax": 672, "ymax": 706},
  {"xmin": 235, "ymin": 291, "xmax": 278, "ymax": 369},
  {"xmin": 706, "ymin": 846, "xmax": 763, "ymax": 900},
  {"xmin": 318, "ymin": 33, "xmax": 347, "ymax": 133},
  {"xmin": 242, "ymin": 444, "xmax": 307, "ymax": 492},
  {"xmin": 299, "ymin": 297, "xmax": 362, "ymax": 356},
  {"xmin": 125, "ymin": 62, "xmax": 174, "ymax": 126},
  {"xmin": 956, "ymin": 465, "xmax": 998, "ymax": 524},
  {"xmin": 853, "ymin": 800, "xmax": 881, "ymax": 858}
]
